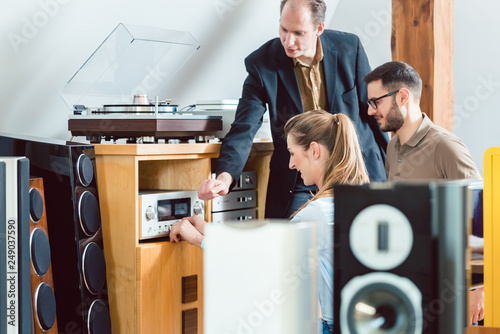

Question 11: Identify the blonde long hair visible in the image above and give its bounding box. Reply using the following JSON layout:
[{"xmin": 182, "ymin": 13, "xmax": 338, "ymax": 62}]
[{"xmin": 284, "ymin": 110, "xmax": 369, "ymax": 216}]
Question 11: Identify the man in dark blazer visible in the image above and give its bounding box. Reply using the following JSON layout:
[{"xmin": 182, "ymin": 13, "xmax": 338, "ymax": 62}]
[{"xmin": 198, "ymin": 0, "xmax": 388, "ymax": 219}]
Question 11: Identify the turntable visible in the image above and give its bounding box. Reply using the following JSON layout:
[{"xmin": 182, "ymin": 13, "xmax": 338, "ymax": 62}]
[{"xmin": 62, "ymin": 23, "xmax": 222, "ymax": 143}]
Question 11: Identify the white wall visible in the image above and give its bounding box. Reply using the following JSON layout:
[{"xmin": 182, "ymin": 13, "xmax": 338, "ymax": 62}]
[
  {"xmin": 0, "ymin": 0, "xmax": 498, "ymax": 174},
  {"xmin": 328, "ymin": 0, "xmax": 391, "ymax": 69},
  {"xmin": 0, "ymin": 0, "xmax": 272, "ymax": 140},
  {"xmin": 453, "ymin": 1, "xmax": 500, "ymax": 174}
]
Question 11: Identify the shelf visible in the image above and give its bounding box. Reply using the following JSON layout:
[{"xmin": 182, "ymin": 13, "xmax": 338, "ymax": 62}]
[{"xmin": 94, "ymin": 142, "xmax": 273, "ymax": 333}]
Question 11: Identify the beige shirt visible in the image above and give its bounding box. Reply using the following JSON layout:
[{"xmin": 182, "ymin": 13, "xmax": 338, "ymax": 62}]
[
  {"xmin": 293, "ymin": 37, "xmax": 327, "ymax": 112},
  {"xmin": 386, "ymin": 113, "xmax": 482, "ymax": 181}
]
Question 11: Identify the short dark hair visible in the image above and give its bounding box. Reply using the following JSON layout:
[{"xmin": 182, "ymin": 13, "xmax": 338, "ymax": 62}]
[
  {"xmin": 363, "ymin": 61, "xmax": 423, "ymax": 101},
  {"xmin": 280, "ymin": 0, "xmax": 327, "ymax": 26}
]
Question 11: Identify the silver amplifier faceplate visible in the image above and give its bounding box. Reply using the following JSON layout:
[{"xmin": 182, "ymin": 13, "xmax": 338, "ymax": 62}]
[
  {"xmin": 233, "ymin": 171, "xmax": 257, "ymax": 191},
  {"xmin": 211, "ymin": 189, "xmax": 257, "ymax": 212},
  {"xmin": 139, "ymin": 190, "xmax": 204, "ymax": 240},
  {"xmin": 212, "ymin": 208, "xmax": 257, "ymax": 224}
]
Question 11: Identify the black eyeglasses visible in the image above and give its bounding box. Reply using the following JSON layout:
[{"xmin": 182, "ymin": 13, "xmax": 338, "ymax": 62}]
[{"xmin": 366, "ymin": 90, "xmax": 400, "ymax": 109}]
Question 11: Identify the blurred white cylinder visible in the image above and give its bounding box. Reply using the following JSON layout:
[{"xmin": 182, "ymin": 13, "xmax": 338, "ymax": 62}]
[{"xmin": 204, "ymin": 220, "xmax": 318, "ymax": 334}]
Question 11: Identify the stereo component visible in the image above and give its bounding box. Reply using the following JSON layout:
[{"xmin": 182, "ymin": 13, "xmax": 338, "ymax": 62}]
[
  {"xmin": 0, "ymin": 133, "xmax": 112, "ymax": 334},
  {"xmin": 139, "ymin": 190, "xmax": 204, "ymax": 240},
  {"xmin": 211, "ymin": 189, "xmax": 257, "ymax": 213},
  {"xmin": 204, "ymin": 220, "xmax": 318, "ymax": 333},
  {"xmin": 29, "ymin": 177, "xmax": 58, "ymax": 333},
  {"xmin": 0, "ymin": 157, "xmax": 31, "ymax": 333},
  {"xmin": 62, "ymin": 23, "xmax": 222, "ymax": 143},
  {"xmin": 211, "ymin": 208, "xmax": 256, "ymax": 224},
  {"xmin": 211, "ymin": 171, "xmax": 258, "ymax": 224},
  {"xmin": 334, "ymin": 181, "xmax": 468, "ymax": 334},
  {"xmin": 233, "ymin": 171, "xmax": 257, "ymax": 191}
]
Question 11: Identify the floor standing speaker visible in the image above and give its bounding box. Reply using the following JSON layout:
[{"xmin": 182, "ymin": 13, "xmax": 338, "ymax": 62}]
[
  {"xmin": 0, "ymin": 157, "xmax": 31, "ymax": 333},
  {"xmin": 0, "ymin": 134, "xmax": 111, "ymax": 334},
  {"xmin": 334, "ymin": 181, "xmax": 468, "ymax": 334},
  {"xmin": 1, "ymin": 160, "xmax": 5, "ymax": 332},
  {"xmin": 204, "ymin": 220, "xmax": 319, "ymax": 334},
  {"xmin": 29, "ymin": 177, "xmax": 58, "ymax": 333}
]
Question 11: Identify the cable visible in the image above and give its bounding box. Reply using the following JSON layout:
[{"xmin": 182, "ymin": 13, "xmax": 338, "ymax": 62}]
[{"xmin": 179, "ymin": 104, "xmax": 196, "ymax": 112}]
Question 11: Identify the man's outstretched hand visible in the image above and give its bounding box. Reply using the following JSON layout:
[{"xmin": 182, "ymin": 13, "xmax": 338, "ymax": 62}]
[{"xmin": 197, "ymin": 172, "xmax": 233, "ymax": 200}]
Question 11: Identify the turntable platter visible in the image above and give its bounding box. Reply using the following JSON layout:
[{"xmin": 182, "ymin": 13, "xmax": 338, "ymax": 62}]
[
  {"xmin": 68, "ymin": 96, "xmax": 221, "ymax": 143},
  {"xmin": 98, "ymin": 104, "xmax": 178, "ymax": 114}
]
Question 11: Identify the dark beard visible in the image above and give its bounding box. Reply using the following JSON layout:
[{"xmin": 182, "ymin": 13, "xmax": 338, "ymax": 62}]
[{"xmin": 382, "ymin": 100, "xmax": 404, "ymax": 132}]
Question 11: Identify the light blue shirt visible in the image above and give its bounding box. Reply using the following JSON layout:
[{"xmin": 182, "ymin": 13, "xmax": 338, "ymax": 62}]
[{"xmin": 290, "ymin": 197, "xmax": 334, "ymax": 327}]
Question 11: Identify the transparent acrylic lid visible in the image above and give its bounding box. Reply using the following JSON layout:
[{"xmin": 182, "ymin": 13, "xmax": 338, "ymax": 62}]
[{"xmin": 61, "ymin": 23, "xmax": 199, "ymax": 109}]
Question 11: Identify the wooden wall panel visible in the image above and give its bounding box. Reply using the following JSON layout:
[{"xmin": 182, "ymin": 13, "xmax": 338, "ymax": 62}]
[{"xmin": 392, "ymin": 0, "xmax": 454, "ymax": 132}]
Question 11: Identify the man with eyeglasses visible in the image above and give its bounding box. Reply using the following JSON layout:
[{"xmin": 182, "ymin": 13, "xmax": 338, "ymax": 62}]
[
  {"xmin": 363, "ymin": 61, "xmax": 481, "ymax": 181},
  {"xmin": 364, "ymin": 61, "xmax": 484, "ymax": 325}
]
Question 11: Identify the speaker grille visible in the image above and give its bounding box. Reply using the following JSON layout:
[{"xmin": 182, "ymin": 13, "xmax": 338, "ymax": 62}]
[
  {"xmin": 78, "ymin": 191, "xmax": 101, "ymax": 236},
  {"xmin": 34, "ymin": 282, "xmax": 57, "ymax": 331},
  {"xmin": 29, "ymin": 188, "xmax": 44, "ymax": 223},
  {"xmin": 77, "ymin": 153, "xmax": 94, "ymax": 187},
  {"xmin": 82, "ymin": 242, "xmax": 107, "ymax": 294},
  {"xmin": 87, "ymin": 299, "xmax": 112, "ymax": 334},
  {"xmin": 30, "ymin": 228, "xmax": 51, "ymax": 277}
]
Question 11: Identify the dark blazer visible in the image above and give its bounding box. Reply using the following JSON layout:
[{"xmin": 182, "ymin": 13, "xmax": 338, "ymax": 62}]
[{"xmin": 216, "ymin": 30, "xmax": 388, "ymax": 218}]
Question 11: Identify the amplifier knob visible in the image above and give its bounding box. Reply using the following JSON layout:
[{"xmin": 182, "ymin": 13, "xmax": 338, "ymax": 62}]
[
  {"xmin": 193, "ymin": 201, "xmax": 204, "ymax": 215},
  {"xmin": 245, "ymin": 175, "xmax": 253, "ymax": 185},
  {"xmin": 145, "ymin": 206, "xmax": 155, "ymax": 221}
]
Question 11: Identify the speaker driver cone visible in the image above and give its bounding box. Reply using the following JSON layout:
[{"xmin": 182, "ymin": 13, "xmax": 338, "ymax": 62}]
[
  {"xmin": 34, "ymin": 282, "xmax": 57, "ymax": 331},
  {"xmin": 78, "ymin": 191, "xmax": 101, "ymax": 236},
  {"xmin": 87, "ymin": 299, "xmax": 112, "ymax": 334},
  {"xmin": 350, "ymin": 288, "xmax": 412, "ymax": 333},
  {"xmin": 30, "ymin": 227, "xmax": 51, "ymax": 276},
  {"xmin": 340, "ymin": 272, "xmax": 423, "ymax": 334},
  {"xmin": 82, "ymin": 242, "xmax": 107, "ymax": 294}
]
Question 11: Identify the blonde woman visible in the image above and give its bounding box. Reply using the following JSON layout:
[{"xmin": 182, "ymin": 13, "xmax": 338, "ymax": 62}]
[
  {"xmin": 284, "ymin": 109, "xmax": 368, "ymax": 333},
  {"xmin": 171, "ymin": 109, "xmax": 369, "ymax": 333}
]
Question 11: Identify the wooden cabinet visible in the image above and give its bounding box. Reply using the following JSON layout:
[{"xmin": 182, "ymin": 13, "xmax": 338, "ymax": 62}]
[{"xmin": 94, "ymin": 143, "xmax": 272, "ymax": 333}]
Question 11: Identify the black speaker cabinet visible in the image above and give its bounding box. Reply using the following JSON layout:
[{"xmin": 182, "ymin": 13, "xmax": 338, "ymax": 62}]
[
  {"xmin": 0, "ymin": 134, "xmax": 111, "ymax": 334},
  {"xmin": 29, "ymin": 177, "xmax": 58, "ymax": 333},
  {"xmin": 334, "ymin": 181, "xmax": 468, "ymax": 334},
  {"xmin": 0, "ymin": 157, "xmax": 31, "ymax": 333}
]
